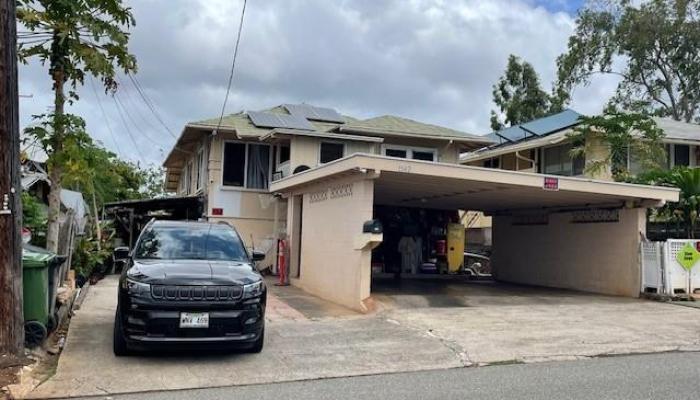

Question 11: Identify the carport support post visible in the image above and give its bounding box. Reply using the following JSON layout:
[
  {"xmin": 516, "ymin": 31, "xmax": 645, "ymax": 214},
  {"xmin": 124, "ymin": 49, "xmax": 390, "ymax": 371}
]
[{"xmin": 0, "ymin": 0, "xmax": 24, "ymax": 356}]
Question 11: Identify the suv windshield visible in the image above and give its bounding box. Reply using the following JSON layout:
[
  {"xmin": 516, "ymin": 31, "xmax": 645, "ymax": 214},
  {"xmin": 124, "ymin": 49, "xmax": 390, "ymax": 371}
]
[{"xmin": 134, "ymin": 225, "xmax": 248, "ymax": 262}]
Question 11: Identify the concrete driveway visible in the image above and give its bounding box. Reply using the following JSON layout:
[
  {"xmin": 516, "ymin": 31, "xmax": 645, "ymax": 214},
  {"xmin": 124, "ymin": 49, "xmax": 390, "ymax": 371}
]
[{"xmin": 29, "ymin": 276, "xmax": 700, "ymax": 399}]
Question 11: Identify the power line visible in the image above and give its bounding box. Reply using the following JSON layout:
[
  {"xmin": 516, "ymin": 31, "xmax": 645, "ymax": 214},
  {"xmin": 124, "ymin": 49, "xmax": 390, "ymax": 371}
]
[
  {"xmin": 110, "ymin": 93, "xmax": 147, "ymax": 164},
  {"xmin": 125, "ymin": 73, "xmax": 178, "ymax": 140},
  {"xmin": 113, "ymin": 91, "xmax": 165, "ymax": 153},
  {"xmin": 88, "ymin": 76, "xmax": 124, "ymax": 158},
  {"xmin": 123, "ymin": 73, "xmax": 192, "ymax": 157},
  {"xmin": 215, "ymin": 0, "xmax": 248, "ymax": 135},
  {"xmin": 115, "ymin": 75, "xmax": 163, "ymax": 139}
]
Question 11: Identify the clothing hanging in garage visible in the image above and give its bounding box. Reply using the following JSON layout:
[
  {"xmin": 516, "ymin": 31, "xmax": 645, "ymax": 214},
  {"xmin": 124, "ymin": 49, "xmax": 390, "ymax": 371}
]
[{"xmin": 398, "ymin": 236, "xmax": 421, "ymax": 274}]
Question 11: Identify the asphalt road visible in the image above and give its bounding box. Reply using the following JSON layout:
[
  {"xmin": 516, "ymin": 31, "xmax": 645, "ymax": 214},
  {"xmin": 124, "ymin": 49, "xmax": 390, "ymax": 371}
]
[{"xmin": 77, "ymin": 352, "xmax": 699, "ymax": 400}]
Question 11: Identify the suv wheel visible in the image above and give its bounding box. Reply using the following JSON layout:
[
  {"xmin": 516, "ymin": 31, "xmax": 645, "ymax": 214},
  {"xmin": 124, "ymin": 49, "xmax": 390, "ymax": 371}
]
[{"xmin": 113, "ymin": 307, "xmax": 130, "ymax": 356}]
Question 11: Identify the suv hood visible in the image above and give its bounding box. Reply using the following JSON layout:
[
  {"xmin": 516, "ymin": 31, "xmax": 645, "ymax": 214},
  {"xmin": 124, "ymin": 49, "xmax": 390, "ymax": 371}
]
[{"xmin": 128, "ymin": 260, "xmax": 260, "ymax": 286}]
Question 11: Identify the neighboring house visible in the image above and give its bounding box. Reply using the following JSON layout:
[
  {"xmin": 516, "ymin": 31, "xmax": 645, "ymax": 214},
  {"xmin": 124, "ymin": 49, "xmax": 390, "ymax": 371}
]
[
  {"xmin": 162, "ymin": 104, "xmax": 492, "ymax": 267},
  {"xmin": 461, "ymin": 109, "xmax": 700, "ymax": 181}
]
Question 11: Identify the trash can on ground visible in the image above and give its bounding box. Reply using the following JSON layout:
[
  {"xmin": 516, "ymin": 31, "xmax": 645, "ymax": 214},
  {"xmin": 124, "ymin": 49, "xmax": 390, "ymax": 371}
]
[{"xmin": 22, "ymin": 244, "xmax": 55, "ymax": 347}]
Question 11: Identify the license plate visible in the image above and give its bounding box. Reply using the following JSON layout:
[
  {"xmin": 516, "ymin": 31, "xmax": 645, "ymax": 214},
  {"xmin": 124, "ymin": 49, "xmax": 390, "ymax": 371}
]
[{"xmin": 179, "ymin": 312, "xmax": 209, "ymax": 328}]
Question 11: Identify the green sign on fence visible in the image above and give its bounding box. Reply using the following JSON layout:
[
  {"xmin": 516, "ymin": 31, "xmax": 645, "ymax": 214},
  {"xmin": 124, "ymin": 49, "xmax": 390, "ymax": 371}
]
[{"xmin": 676, "ymin": 243, "xmax": 700, "ymax": 271}]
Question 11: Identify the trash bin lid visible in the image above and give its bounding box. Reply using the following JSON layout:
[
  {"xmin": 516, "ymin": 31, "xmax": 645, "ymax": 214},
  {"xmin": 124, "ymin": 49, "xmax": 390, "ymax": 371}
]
[{"xmin": 22, "ymin": 244, "xmax": 57, "ymax": 269}]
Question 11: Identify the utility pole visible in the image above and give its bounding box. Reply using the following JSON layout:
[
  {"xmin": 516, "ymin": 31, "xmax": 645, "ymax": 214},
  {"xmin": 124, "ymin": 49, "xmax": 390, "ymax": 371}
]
[{"xmin": 0, "ymin": 0, "xmax": 24, "ymax": 356}]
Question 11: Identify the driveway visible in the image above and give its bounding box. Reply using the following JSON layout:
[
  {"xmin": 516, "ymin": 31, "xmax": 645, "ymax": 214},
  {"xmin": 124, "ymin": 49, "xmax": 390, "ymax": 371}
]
[{"xmin": 29, "ymin": 276, "xmax": 700, "ymax": 399}]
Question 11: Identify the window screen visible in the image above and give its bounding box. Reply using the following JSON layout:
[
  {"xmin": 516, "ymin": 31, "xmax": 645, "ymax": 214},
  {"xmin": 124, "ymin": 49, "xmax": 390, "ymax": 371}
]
[
  {"xmin": 223, "ymin": 142, "xmax": 246, "ymax": 186},
  {"xmin": 279, "ymin": 145, "xmax": 290, "ymax": 163},
  {"xmin": 483, "ymin": 158, "xmax": 500, "ymax": 168},
  {"xmin": 385, "ymin": 148, "xmax": 407, "ymax": 158},
  {"xmin": 544, "ymin": 143, "xmax": 584, "ymax": 176},
  {"xmin": 674, "ymin": 144, "xmax": 690, "ymax": 167},
  {"xmin": 412, "ymin": 151, "xmax": 435, "ymax": 161},
  {"xmin": 320, "ymin": 142, "xmax": 345, "ymax": 164}
]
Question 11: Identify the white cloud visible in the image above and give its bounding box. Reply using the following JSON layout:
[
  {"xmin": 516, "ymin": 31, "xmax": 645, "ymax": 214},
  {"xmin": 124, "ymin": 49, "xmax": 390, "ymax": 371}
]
[{"xmin": 18, "ymin": 0, "xmax": 617, "ymax": 165}]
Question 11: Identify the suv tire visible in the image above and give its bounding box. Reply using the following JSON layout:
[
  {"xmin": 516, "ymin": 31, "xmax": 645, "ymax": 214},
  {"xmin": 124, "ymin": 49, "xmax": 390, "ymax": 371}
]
[{"xmin": 113, "ymin": 308, "xmax": 130, "ymax": 356}]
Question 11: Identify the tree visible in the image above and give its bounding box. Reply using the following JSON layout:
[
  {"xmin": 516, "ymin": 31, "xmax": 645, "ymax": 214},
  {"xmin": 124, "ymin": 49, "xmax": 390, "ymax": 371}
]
[
  {"xmin": 569, "ymin": 111, "xmax": 666, "ymax": 180},
  {"xmin": 17, "ymin": 0, "xmax": 137, "ymax": 253},
  {"xmin": 139, "ymin": 167, "xmax": 167, "ymax": 199},
  {"xmin": 490, "ymin": 54, "xmax": 564, "ymax": 131},
  {"xmin": 635, "ymin": 167, "xmax": 700, "ymax": 238},
  {"xmin": 556, "ymin": 0, "xmax": 700, "ymax": 123}
]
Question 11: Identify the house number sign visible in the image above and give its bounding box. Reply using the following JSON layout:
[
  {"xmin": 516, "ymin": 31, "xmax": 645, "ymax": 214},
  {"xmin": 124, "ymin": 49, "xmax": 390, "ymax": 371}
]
[{"xmin": 309, "ymin": 183, "xmax": 353, "ymax": 203}]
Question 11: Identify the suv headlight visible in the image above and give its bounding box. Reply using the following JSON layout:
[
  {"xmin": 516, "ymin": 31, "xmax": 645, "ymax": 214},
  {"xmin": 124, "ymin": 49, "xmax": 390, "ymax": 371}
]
[
  {"xmin": 122, "ymin": 278, "xmax": 151, "ymax": 297},
  {"xmin": 243, "ymin": 281, "xmax": 264, "ymax": 299}
]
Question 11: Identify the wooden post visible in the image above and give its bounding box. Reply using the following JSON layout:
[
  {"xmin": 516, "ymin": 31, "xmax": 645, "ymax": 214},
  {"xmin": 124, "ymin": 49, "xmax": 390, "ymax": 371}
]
[{"xmin": 0, "ymin": 0, "xmax": 24, "ymax": 356}]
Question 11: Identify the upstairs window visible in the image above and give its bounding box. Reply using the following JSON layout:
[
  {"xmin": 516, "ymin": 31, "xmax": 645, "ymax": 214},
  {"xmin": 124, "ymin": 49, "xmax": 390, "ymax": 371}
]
[
  {"xmin": 483, "ymin": 157, "xmax": 500, "ymax": 168},
  {"xmin": 222, "ymin": 142, "xmax": 271, "ymax": 189},
  {"xmin": 223, "ymin": 142, "xmax": 246, "ymax": 187},
  {"xmin": 383, "ymin": 145, "xmax": 437, "ymax": 162},
  {"xmin": 320, "ymin": 142, "xmax": 345, "ymax": 164},
  {"xmin": 543, "ymin": 143, "xmax": 584, "ymax": 176}
]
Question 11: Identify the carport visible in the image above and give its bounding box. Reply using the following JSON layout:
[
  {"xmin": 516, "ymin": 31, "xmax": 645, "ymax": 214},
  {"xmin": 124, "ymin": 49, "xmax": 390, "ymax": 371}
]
[{"xmin": 270, "ymin": 154, "xmax": 679, "ymax": 312}]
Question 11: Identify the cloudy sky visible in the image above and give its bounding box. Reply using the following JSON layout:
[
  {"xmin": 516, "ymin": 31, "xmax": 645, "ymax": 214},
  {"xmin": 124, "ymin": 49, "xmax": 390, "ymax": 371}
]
[{"xmin": 18, "ymin": 0, "xmax": 619, "ymax": 166}]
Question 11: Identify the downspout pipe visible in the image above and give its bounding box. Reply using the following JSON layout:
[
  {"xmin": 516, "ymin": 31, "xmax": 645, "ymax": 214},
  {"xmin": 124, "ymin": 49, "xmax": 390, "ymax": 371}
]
[{"xmin": 515, "ymin": 149, "xmax": 536, "ymax": 170}]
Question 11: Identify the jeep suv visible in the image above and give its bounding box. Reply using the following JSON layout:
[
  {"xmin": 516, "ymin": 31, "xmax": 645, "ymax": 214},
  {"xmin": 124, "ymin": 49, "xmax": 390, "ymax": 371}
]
[{"xmin": 113, "ymin": 220, "xmax": 266, "ymax": 356}]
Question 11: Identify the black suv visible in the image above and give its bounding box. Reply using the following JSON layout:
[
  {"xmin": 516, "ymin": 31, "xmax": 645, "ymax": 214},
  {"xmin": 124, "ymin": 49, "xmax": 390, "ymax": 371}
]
[{"xmin": 113, "ymin": 220, "xmax": 266, "ymax": 356}]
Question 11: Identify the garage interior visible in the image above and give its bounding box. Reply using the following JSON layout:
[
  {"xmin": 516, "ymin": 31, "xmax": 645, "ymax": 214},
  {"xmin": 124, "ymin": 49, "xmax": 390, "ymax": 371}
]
[{"xmin": 271, "ymin": 154, "xmax": 679, "ymax": 312}]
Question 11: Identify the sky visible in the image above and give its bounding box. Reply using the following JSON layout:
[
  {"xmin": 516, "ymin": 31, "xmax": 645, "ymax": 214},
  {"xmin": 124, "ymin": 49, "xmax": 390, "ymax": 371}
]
[{"xmin": 18, "ymin": 0, "xmax": 617, "ymax": 167}]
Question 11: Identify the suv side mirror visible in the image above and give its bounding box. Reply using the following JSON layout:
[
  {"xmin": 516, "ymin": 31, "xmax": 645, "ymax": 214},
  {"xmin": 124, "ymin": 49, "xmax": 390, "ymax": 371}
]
[
  {"xmin": 113, "ymin": 247, "xmax": 130, "ymax": 261},
  {"xmin": 251, "ymin": 250, "xmax": 266, "ymax": 262}
]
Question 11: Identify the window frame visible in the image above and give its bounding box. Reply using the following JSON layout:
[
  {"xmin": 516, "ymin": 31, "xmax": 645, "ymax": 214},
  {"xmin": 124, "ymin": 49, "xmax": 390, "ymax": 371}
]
[
  {"xmin": 221, "ymin": 140, "xmax": 273, "ymax": 191},
  {"xmin": 541, "ymin": 143, "xmax": 584, "ymax": 177},
  {"xmin": 195, "ymin": 146, "xmax": 205, "ymax": 192},
  {"xmin": 381, "ymin": 144, "xmax": 437, "ymax": 162},
  {"xmin": 318, "ymin": 141, "xmax": 346, "ymax": 164}
]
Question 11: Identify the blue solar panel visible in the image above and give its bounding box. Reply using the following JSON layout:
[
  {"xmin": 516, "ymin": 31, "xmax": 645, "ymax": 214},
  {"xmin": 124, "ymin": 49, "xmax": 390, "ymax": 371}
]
[
  {"xmin": 520, "ymin": 109, "xmax": 582, "ymax": 136},
  {"xmin": 284, "ymin": 104, "xmax": 345, "ymax": 123},
  {"xmin": 494, "ymin": 125, "xmax": 529, "ymax": 142},
  {"xmin": 248, "ymin": 111, "xmax": 315, "ymax": 130}
]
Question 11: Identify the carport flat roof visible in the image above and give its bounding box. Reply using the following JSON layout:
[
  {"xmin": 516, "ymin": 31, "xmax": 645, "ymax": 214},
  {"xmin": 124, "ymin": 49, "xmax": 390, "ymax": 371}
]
[{"xmin": 270, "ymin": 154, "xmax": 679, "ymax": 213}]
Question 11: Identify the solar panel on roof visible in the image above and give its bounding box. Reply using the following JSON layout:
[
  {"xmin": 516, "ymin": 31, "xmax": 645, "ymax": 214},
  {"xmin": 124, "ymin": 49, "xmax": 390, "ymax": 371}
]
[
  {"xmin": 283, "ymin": 104, "xmax": 345, "ymax": 123},
  {"xmin": 520, "ymin": 109, "xmax": 582, "ymax": 136},
  {"xmin": 248, "ymin": 111, "xmax": 315, "ymax": 130},
  {"xmin": 494, "ymin": 125, "xmax": 529, "ymax": 142}
]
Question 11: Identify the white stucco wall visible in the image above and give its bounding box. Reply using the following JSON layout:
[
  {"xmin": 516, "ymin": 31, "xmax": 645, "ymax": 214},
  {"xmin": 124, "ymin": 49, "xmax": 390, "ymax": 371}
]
[
  {"xmin": 290, "ymin": 176, "xmax": 376, "ymax": 312},
  {"xmin": 492, "ymin": 207, "xmax": 646, "ymax": 297}
]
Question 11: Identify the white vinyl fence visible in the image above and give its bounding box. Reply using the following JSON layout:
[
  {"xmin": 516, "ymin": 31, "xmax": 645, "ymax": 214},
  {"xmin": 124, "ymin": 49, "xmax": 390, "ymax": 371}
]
[{"xmin": 641, "ymin": 239, "xmax": 700, "ymax": 295}]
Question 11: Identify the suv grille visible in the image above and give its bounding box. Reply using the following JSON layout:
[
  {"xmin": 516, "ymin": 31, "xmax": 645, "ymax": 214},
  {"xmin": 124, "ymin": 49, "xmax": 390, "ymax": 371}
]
[{"xmin": 151, "ymin": 285, "xmax": 243, "ymax": 301}]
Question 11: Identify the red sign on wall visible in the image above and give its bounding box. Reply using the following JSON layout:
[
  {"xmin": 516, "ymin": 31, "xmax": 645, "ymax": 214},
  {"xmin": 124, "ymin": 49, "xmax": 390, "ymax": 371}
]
[
  {"xmin": 543, "ymin": 177, "xmax": 559, "ymax": 191},
  {"xmin": 211, "ymin": 208, "xmax": 223, "ymax": 216}
]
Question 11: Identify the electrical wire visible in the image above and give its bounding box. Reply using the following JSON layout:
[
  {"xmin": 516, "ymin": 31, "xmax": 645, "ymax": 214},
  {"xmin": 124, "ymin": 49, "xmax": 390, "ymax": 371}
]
[
  {"xmin": 125, "ymin": 73, "xmax": 178, "ymax": 140},
  {"xmin": 110, "ymin": 94, "xmax": 147, "ymax": 164},
  {"xmin": 113, "ymin": 91, "xmax": 165, "ymax": 153},
  {"xmin": 214, "ymin": 0, "xmax": 248, "ymax": 135},
  {"xmin": 115, "ymin": 75, "xmax": 164, "ymax": 138},
  {"xmin": 88, "ymin": 76, "xmax": 125, "ymax": 158}
]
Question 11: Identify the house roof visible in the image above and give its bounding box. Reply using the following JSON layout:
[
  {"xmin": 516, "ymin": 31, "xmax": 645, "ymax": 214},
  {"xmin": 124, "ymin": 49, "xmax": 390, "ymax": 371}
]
[
  {"xmin": 164, "ymin": 104, "xmax": 492, "ymax": 169},
  {"xmin": 338, "ymin": 115, "xmax": 493, "ymax": 145},
  {"xmin": 653, "ymin": 118, "xmax": 700, "ymax": 143}
]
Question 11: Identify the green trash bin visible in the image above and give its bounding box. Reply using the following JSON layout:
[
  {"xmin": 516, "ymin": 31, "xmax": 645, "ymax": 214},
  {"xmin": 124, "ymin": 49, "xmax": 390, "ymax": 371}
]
[{"xmin": 22, "ymin": 244, "xmax": 55, "ymax": 347}]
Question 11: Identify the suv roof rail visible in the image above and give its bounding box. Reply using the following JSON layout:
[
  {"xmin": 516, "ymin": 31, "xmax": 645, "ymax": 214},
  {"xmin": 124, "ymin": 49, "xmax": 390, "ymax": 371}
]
[{"xmin": 216, "ymin": 220, "xmax": 232, "ymax": 227}]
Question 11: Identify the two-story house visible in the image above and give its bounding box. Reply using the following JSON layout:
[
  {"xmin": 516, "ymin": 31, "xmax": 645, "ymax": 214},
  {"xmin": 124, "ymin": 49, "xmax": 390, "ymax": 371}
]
[
  {"xmin": 461, "ymin": 109, "xmax": 700, "ymax": 179},
  {"xmin": 162, "ymin": 104, "xmax": 492, "ymax": 267},
  {"xmin": 161, "ymin": 104, "xmax": 677, "ymax": 312}
]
